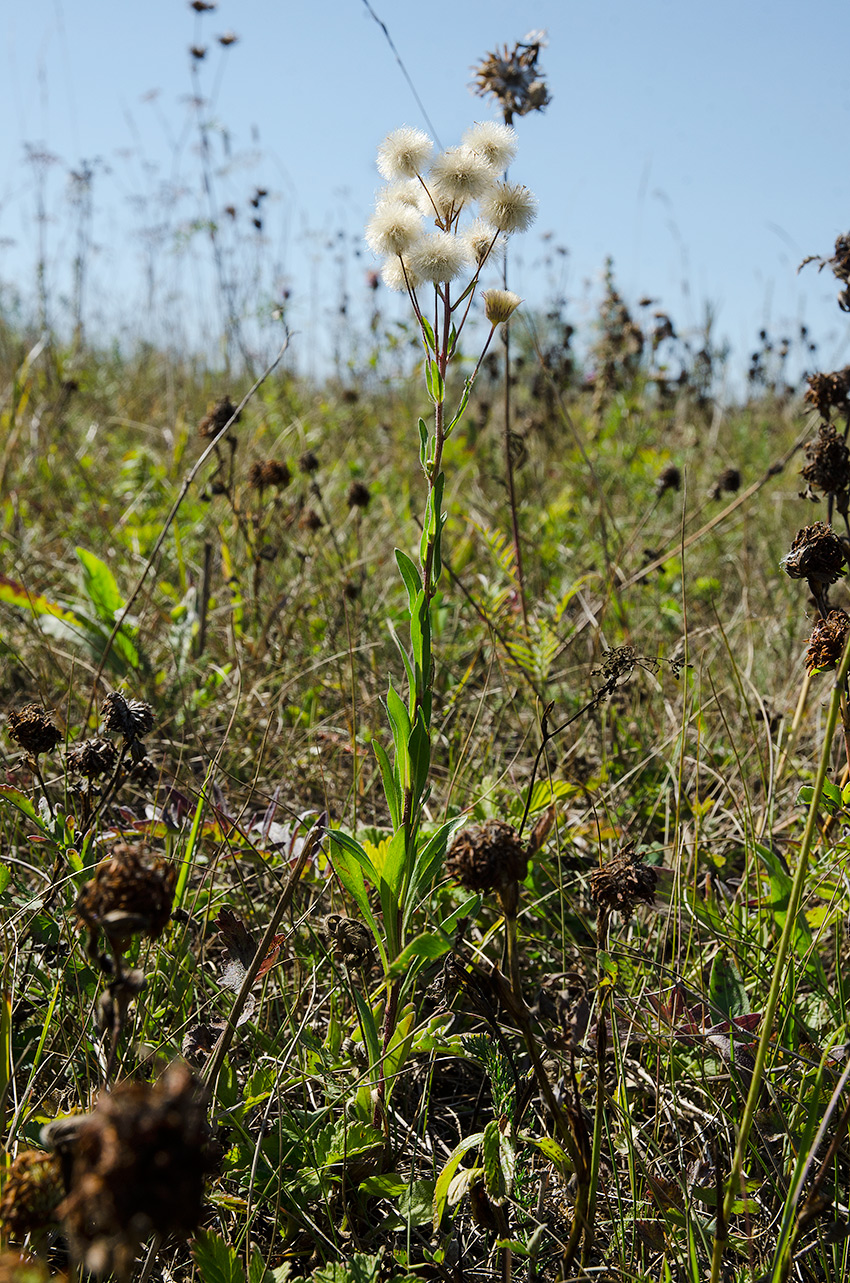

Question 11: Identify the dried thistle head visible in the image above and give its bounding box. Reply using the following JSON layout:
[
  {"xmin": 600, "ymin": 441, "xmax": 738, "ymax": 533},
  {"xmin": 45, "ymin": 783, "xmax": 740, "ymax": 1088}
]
[
  {"xmin": 6, "ymin": 705, "xmax": 62, "ymax": 759},
  {"xmin": 75, "ymin": 843, "xmax": 176, "ymax": 953},
  {"xmin": 655, "ymin": 464, "xmax": 681, "ymax": 495},
  {"xmin": 0, "ymin": 1150, "xmax": 64, "ymax": 1240},
  {"xmin": 298, "ymin": 449, "xmax": 320, "ymax": 474},
  {"xmin": 804, "ymin": 368, "xmax": 850, "ymax": 420},
  {"xmin": 66, "ymin": 737, "xmax": 118, "ymax": 781},
  {"xmin": 781, "ymin": 521, "xmax": 847, "ymax": 586},
  {"xmin": 590, "ymin": 843, "xmax": 657, "ymax": 923},
  {"xmin": 806, "ymin": 609, "xmax": 850, "ymax": 675},
  {"xmin": 446, "ymin": 819, "xmax": 529, "ymax": 893},
  {"xmin": 198, "ymin": 397, "xmax": 239, "ymax": 439},
  {"xmin": 471, "ymin": 32, "xmax": 551, "ymax": 125},
  {"xmin": 707, "ymin": 467, "xmax": 741, "ymax": 500},
  {"xmin": 800, "ymin": 423, "xmax": 850, "ymax": 509},
  {"xmin": 320, "ymin": 914, "xmax": 374, "ymax": 968},
  {"xmin": 299, "ymin": 507, "xmax": 323, "ymax": 532},
  {"xmin": 100, "ymin": 692, "xmax": 154, "ymax": 755},
  {"xmin": 347, "ymin": 480, "xmax": 371, "ymax": 510},
  {"xmin": 57, "ymin": 1061, "xmax": 215, "ymax": 1280},
  {"xmin": 248, "ymin": 459, "xmax": 291, "ymax": 490}
]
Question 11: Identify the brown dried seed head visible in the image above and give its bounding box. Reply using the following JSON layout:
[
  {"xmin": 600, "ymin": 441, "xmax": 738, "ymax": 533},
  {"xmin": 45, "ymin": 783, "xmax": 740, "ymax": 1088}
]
[
  {"xmin": 347, "ymin": 480, "xmax": 371, "ymax": 509},
  {"xmin": 198, "ymin": 396, "xmax": 238, "ymax": 438},
  {"xmin": 75, "ymin": 844, "xmax": 176, "ymax": 952},
  {"xmin": 800, "ymin": 422, "xmax": 850, "ymax": 501},
  {"xmin": 101, "ymin": 692, "xmax": 154, "ymax": 743},
  {"xmin": 446, "ymin": 819, "xmax": 529, "ymax": 893},
  {"xmin": 298, "ymin": 450, "xmax": 319, "ymax": 474},
  {"xmin": 320, "ymin": 914, "xmax": 374, "ymax": 967},
  {"xmin": 0, "ymin": 1150, "xmax": 64, "ymax": 1239},
  {"xmin": 781, "ymin": 521, "xmax": 848, "ymax": 585},
  {"xmin": 804, "ymin": 367, "xmax": 850, "ymax": 419},
  {"xmin": 655, "ymin": 464, "xmax": 681, "ymax": 495},
  {"xmin": 806, "ymin": 609, "xmax": 850, "ymax": 675},
  {"xmin": 299, "ymin": 507, "xmax": 323, "ymax": 532},
  {"xmin": 7, "ymin": 705, "xmax": 62, "ymax": 758},
  {"xmin": 708, "ymin": 467, "xmax": 741, "ymax": 500},
  {"xmin": 66, "ymin": 737, "xmax": 119, "ymax": 780},
  {"xmin": 590, "ymin": 843, "xmax": 657, "ymax": 922},
  {"xmin": 57, "ymin": 1061, "xmax": 216, "ymax": 1279}
]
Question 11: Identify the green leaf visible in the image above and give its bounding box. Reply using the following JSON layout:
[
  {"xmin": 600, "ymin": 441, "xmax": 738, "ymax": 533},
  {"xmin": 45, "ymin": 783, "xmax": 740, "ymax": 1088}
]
[
  {"xmin": 420, "ymin": 317, "xmax": 436, "ymax": 353},
  {"xmin": 192, "ymin": 1230, "xmax": 246, "ymax": 1283},
  {"xmin": 418, "ymin": 418, "xmax": 429, "ymax": 470},
  {"xmin": 482, "ymin": 1119, "xmax": 514, "ymax": 1204},
  {"xmin": 248, "ymin": 1254, "xmax": 275, "ymax": 1283},
  {"xmin": 386, "ymin": 931, "xmax": 451, "ymax": 979},
  {"xmin": 0, "ymin": 786, "xmax": 47, "ymax": 829},
  {"xmin": 0, "ymin": 573, "xmax": 85, "ymax": 628},
  {"xmin": 408, "ymin": 710, "xmax": 431, "ymax": 803},
  {"xmin": 0, "ymin": 865, "xmax": 10, "ymax": 896},
  {"xmin": 709, "ymin": 951, "xmax": 749, "ymax": 1020},
  {"xmin": 433, "ymin": 1132, "xmax": 485, "ymax": 1230},
  {"xmin": 328, "ymin": 832, "xmax": 387, "ymax": 970},
  {"xmin": 76, "ymin": 546, "xmax": 126, "ymax": 626},
  {"xmin": 395, "ymin": 549, "xmax": 421, "ymax": 609},
  {"xmin": 521, "ymin": 1133, "xmax": 575, "ymax": 1180},
  {"xmin": 373, "ymin": 740, "xmax": 401, "ymax": 829},
  {"xmin": 386, "ymin": 682, "xmax": 411, "ymax": 791}
]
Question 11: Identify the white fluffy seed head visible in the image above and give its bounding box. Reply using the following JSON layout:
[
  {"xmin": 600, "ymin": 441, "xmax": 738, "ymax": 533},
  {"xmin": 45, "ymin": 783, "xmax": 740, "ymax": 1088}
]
[
  {"xmin": 405, "ymin": 231, "xmax": 472, "ymax": 284},
  {"xmin": 478, "ymin": 182, "xmax": 538, "ymax": 234},
  {"xmin": 381, "ymin": 255, "xmax": 421, "ymax": 293},
  {"xmin": 462, "ymin": 121, "xmax": 518, "ymax": 172},
  {"xmin": 428, "ymin": 146, "xmax": 496, "ymax": 206},
  {"xmin": 462, "ymin": 218, "xmax": 504, "ymax": 267},
  {"xmin": 375, "ymin": 179, "xmax": 422, "ymax": 210},
  {"xmin": 482, "ymin": 288, "xmax": 523, "ymax": 324},
  {"xmin": 365, "ymin": 202, "xmax": 424, "ymax": 257},
  {"xmin": 376, "ymin": 127, "xmax": 434, "ymax": 180}
]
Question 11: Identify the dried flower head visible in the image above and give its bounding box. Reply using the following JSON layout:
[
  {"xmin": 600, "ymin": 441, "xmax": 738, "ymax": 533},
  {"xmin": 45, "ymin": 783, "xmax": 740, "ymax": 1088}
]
[
  {"xmin": 298, "ymin": 450, "xmax": 319, "ymax": 474},
  {"xmin": 198, "ymin": 397, "xmax": 239, "ymax": 439},
  {"xmin": 0, "ymin": 1150, "xmax": 64, "ymax": 1239},
  {"xmin": 461, "ymin": 121, "xmax": 518, "ymax": 171},
  {"xmin": 7, "ymin": 705, "xmax": 62, "ymax": 758},
  {"xmin": 57, "ymin": 1061, "xmax": 215, "ymax": 1279},
  {"xmin": 478, "ymin": 181, "xmax": 538, "ymax": 234},
  {"xmin": 101, "ymin": 692, "xmax": 154, "ymax": 745},
  {"xmin": 804, "ymin": 367, "xmax": 850, "ymax": 420},
  {"xmin": 655, "ymin": 464, "xmax": 681, "ymax": 494},
  {"xmin": 800, "ymin": 423, "xmax": 850, "ymax": 507},
  {"xmin": 590, "ymin": 843, "xmax": 657, "ymax": 922},
  {"xmin": 481, "ymin": 289, "xmax": 522, "ymax": 326},
  {"xmin": 781, "ymin": 522, "xmax": 847, "ymax": 586},
  {"xmin": 806, "ymin": 609, "xmax": 850, "ymax": 675},
  {"xmin": 299, "ymin": 507, "xmax": 323, "ymax": 532},
  {"xmin": 405, "ymin": 231, "xmax": 472, "ymax": 284},
  {"xmin": 428, "ymin": 146, "xmax": 496, "ymax": 206},
  {"xmin": 66, "ymin": 737, "xmax": 119, "ymax": 780},
  {"xmin": 248, "ymin": 459, "xmax": 291, "ymax": 490},
  {"xmin": 365, "ymin": 201, "xmax": 424, "ymax": 258},
  {"xmin": 707, "ymin": 467, "xmax": 741, "ymax": 500},
  {"xmin": 320, "ymin": 914, "xmax": 374, "ymax": 967},
  {"xmin": 347, "ymin": 480, "xmax": 371, "ymax": 509},
  {"xmin": 76, "ymin": 843, "xmax": 176, "ymax": 953},
  {"xmin": 376, "ymin": 127, "xmax": 434, "ymax": 180},
  {"xmin": 447, "ymin": 819, "xmax": 529, "ymax": 893},
  {"xmin": 471, "ymin": 33, "xmax": 551, "ymax": 125}
]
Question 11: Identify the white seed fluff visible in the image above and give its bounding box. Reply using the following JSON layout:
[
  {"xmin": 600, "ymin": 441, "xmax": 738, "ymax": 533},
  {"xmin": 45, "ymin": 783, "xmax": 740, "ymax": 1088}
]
[
  {"xmin": 406, "ymin": 231, "xmax": 472, "ymax": 284},
  {"xmin": 478, "ymin": 182, "xmax": 538, "ymax": 234},
  {"xmin": 462, "ymin": 218, "xmax": 504, "ymax": 267},
  {"xmin": 375, "ymin": 179, "xmax": 423, "ymax": 211},
  {"xmin": 376, "ymin": 127, "xmax": 434, "ymax": 180},
  {"xmin": 482, "ymin": 288, "xmax": 522, "ymax": 324},
  {"xmin": 428, "ymin": 146, "xmax": 496, "ymax": 205},
  {"xmin": 462, "ymin": 121, "xmax": 519, "ymax": 172},
  {"xmin": 365, "ymin": 202, "xmax": 424, "ymax": 258},
  {"xmin": 381, "ymin": 256, "xmax": 421, "ymax": 293}
]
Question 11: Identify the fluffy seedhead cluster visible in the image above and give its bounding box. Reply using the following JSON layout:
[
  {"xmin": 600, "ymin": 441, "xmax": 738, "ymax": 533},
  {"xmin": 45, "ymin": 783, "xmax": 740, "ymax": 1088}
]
[
  {"xmin": 365, "ymin": 122, "xmax": 536, "ymax": 304},
  {"xmin": 446, "ymin": 819, "xmax": 529, "ymax": 893},
  {"xmin": 56, "ymin": 1061, "xmax": 215, "ymax": 1280},
  {"xmin": 589, "ymin": 843, "xmax": 658, "ymax": 924},
  {"xmin": 805, "ymin": 609, "xmax": 850, "ymax": 675},
  {"xmin": 6, "ymin": 705, "xmax": 62, "ymax": 759},
  {"xmin": 76, "ymin": 842, "xmax": 176, "ymax": 954},
  {"xmin": 470, "ymin": 31, "xmax": 550, "ymax": 124}
]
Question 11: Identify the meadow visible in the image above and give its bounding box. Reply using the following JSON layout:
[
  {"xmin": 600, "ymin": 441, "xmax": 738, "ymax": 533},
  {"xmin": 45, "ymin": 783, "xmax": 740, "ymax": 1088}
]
[{"xmin": 2, "ymin": 45, "xmax": 850, "ymax": 1283}]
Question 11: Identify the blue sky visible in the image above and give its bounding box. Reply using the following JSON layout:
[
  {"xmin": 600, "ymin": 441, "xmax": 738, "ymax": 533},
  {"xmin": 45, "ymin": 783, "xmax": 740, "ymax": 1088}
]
[{"xmin": 1, "ymin": 0, "xmax": 849, "ymax": 383}]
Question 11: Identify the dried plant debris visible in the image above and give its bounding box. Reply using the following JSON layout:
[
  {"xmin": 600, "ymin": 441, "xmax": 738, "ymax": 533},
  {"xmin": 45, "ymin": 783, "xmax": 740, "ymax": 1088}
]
[
  {"xmin": 800, "ymin": 422, "xmax": 850, "ymax": 508},
  {"xmin": 0, "ymin": 1150, "xmax": 64, "ymax": 1240},
  {"xmin": 780, "ymin": 521, "xmax": 847, "ymax": 585},
  {"xmin": 804, "ymin": 367, "xmax": 850, "ymax": 420},
  {"xmin": 76, "ymin": 843, "xmax": 176, "ymax": 954},
  {"xmin": 320, "ymin": 914, "xmax": 375, "ymax": 967}
]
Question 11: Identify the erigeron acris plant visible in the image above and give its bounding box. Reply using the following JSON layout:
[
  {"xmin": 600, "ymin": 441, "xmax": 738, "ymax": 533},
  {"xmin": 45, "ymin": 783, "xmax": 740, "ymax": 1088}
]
[{"xmin": 329, "ymin": 122, "xmax": 537, "ymax": 1118}]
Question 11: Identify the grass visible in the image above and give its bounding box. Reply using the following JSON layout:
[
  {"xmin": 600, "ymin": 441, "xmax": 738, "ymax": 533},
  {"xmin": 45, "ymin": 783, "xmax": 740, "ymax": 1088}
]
[{"xmin": 0, "ymin": 238, "xmax": 849, "ymax": 1283}]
